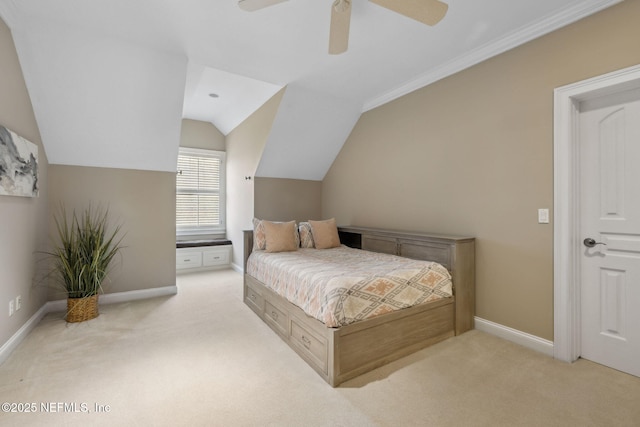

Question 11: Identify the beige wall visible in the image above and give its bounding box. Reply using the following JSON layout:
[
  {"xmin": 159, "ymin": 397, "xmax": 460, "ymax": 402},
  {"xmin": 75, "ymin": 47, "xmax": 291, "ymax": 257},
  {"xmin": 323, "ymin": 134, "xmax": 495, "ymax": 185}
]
[
  {"xmin": 322, "ymin": 1, "xmax": 640, "ymax": 341},
  {"xmin": 254, "ymin": 177, "xmax": 322, "ymax": 223},
  {"xmin": 0, "ymin": 18, "xmax": 50, "ymax": 348},
  {"xmin": 48, "ymin": 165, "xmax": 176, "ymax": 296},
  {"xmin": 226, "ymin": 88, "xmax": 285, "ymax": 269},
  {"xmin": 180, "ymin": 119, "xmax": 225, "ymax": 151}
]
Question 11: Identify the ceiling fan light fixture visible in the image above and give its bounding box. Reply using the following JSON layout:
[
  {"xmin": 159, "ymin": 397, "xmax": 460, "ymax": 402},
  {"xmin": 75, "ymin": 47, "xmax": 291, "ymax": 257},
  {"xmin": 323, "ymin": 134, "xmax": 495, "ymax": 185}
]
[
  {"xmin": 333, "ymin": 0, "xmax": 351, "ymax": 14},
  {"xmin": 238, "ymin": 0, "xmax": 448, "ymax": 56}
]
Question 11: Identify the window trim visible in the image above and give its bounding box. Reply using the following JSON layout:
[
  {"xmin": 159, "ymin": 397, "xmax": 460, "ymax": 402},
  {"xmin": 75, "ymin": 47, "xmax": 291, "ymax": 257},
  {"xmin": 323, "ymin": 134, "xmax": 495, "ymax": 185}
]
[{"xmin": 176, "ymin": 147, "xmax": 226, "ymax": 236}]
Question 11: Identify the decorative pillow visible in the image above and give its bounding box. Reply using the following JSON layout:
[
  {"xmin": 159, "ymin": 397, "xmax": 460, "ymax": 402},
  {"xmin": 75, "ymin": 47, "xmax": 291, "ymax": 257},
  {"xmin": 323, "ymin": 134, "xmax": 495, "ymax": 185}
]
[
  {"xmin": 253, "ymin": 218, "xmax": 300, "ymax": 250},
  {"xmin": 308, "ymin": 218, "xmax": 341, "ymax": 249},
  {"xmin": 264, "ymin": 220, "xmax": 298, "ymax": 253},
  {"xmin": 252, "ymin": 218, "xmax": 267, "ymax": 250},
  {"xmin": 298, "ymin": 222, "xmax": 315, "ymax": 248}
]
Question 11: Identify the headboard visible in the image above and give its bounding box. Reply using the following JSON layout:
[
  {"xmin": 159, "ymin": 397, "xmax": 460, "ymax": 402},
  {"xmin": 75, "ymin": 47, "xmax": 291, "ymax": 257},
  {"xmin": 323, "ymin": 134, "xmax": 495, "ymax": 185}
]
[{"xmin": 243, "ymin": 229, "xmax": 254, "ymax": 273}]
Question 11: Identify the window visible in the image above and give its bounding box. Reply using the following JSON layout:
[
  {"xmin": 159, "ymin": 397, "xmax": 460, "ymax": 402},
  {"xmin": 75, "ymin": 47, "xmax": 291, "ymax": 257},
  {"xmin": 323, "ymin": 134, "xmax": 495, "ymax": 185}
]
[{"xmin": 176, "ymin": 147, "xmax": 225, "ymax": 236}]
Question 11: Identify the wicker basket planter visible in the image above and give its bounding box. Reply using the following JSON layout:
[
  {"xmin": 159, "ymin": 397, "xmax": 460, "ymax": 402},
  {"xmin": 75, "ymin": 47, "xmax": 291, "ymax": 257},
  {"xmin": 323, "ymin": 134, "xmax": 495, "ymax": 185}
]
[{"xmin": 66, "ymin": 295, "xmax": 99, "ymax": 323}]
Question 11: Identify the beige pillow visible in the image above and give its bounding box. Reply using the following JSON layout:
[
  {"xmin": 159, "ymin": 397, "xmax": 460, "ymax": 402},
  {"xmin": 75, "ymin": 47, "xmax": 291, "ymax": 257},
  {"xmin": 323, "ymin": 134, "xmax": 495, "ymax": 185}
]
[
  {"xmin": 264, "ymin": 220, "xmax": 298, "ymax": 253},
  {"xmin": 308, "ymin": 218, "xmax": 340, "ymax": 249},
  {"xmin": 253, "ymin": 218, "xmax": 300, "ymax": 250}
]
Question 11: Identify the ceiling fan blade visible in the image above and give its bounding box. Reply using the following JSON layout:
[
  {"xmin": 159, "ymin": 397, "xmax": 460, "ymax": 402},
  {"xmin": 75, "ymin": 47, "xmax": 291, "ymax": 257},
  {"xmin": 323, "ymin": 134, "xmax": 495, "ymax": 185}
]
[
  {"xmin": 369, "ymin": 0, "xmax": 448, "ymax": 26},
  {"xmin": 329, "ymin": 0, "xmax": 351, "ymax": 55},
  {"xmin": 238, "ymin": 0, "xmax": 288, "ymax": 12}
]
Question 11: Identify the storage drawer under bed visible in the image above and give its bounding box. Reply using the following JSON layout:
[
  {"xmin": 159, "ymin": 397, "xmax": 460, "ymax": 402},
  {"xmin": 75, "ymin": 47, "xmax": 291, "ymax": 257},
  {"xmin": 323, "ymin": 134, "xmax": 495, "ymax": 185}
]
[
  {"xmin": 244, "ymin": 274, "xmax": 330, "ymax": 378},
  {"xmin": 244, "ymin": 277, "xmax": 265, "ymax": 314},
  {"xmin": 289, "ymin": 317, "xmax": 328, "ymax": 374},
  {"xmin": 264, "ymin": 300, "xmax": 288, "ymax": 337}
]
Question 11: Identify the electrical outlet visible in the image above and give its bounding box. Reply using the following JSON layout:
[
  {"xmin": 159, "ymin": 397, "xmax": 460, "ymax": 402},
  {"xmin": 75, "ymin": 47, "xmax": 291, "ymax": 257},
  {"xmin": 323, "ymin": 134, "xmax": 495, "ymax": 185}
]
[
  {"xmin": 15, "ymin": 295, "xmax": 22, "ymax": 311},
  {"xmin": 9, "ymin": 300, "xmax": 14, "ymax": 316}
]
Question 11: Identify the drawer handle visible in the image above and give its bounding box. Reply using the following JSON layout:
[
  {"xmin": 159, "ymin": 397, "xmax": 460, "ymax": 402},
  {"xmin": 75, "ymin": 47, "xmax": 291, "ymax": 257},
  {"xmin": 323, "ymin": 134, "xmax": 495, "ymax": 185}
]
[
  {"xmin": 271, "ymin": 311, "xmax": 278, "ymax": 320},
  {"xmin": 184, "ymin": 259, "xmax": 191, "ymax": 262},
  {"xmin": 249, "ymin": 294, "xmax": 256, "ymax": 301},
  {"xmin": 213, "ymin": 256, "xmax": 220, "ymax": 260},
  {"xmin": 301, "ymin": 335, "xmax": 311, "ymax": 349}
]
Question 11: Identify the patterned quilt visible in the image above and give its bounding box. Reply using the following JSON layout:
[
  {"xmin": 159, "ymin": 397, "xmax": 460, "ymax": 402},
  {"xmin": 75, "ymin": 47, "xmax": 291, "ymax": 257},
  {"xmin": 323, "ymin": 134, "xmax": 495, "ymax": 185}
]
[{"xmin": 246, "ymin": 246, "xmax": 452, "ymax": 327}]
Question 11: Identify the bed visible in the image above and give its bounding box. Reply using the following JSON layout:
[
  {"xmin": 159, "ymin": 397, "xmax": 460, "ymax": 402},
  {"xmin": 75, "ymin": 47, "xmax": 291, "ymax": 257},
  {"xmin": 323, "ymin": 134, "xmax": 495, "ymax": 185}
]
[{"xmin": 243, "ymin": 224, "xmax": 475, "ymax": 386}]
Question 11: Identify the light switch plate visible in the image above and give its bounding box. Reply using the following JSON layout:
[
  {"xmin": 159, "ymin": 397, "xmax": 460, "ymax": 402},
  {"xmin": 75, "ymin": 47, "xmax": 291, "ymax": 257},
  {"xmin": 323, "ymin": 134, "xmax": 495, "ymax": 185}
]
[{"xmin": 538, "ymin": 208, "xmax": 549, "ymax": 224}]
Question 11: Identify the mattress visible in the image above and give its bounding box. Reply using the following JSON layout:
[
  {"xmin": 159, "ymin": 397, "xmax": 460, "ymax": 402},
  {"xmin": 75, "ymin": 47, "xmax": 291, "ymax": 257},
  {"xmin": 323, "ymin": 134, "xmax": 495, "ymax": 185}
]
[{"xmin": 246, "ymin": 246, "xmax": 453, "ymax": 327}]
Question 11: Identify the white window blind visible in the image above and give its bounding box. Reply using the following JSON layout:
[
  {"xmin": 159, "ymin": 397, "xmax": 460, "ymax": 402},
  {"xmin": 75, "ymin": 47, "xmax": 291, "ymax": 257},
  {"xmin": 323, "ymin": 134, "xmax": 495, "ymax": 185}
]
[{"xmin": 176, "ymin": 148, "xmax": 225, "ymax": 235}]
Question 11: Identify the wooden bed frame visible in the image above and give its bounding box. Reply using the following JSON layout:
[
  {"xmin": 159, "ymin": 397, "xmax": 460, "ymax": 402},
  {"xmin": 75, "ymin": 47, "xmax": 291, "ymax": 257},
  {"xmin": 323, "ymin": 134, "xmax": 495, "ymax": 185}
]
[{"xmin": 243, "ymin": 226, "xmax": 475, "ymax": 387}]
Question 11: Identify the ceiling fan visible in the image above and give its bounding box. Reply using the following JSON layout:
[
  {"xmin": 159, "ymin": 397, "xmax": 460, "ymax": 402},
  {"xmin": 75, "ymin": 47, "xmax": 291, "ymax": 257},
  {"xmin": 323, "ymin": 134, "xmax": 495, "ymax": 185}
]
[{"xmin": 238, "ymin": 0, "xmax": 448, "ymax": 55}]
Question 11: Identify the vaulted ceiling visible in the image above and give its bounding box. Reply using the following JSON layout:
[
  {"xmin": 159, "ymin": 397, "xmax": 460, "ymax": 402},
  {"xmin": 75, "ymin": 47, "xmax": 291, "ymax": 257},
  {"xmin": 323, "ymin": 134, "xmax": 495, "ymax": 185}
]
[{"xmin": 0, "ymin": 0, "xmax": 620, "ymax": 179}]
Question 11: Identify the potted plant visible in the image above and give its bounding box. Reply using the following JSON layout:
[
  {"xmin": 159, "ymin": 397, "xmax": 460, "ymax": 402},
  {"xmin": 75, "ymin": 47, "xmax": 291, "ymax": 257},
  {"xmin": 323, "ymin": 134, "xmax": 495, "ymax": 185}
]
[{"xmin": 47, "ymin": 205, "xmax": 124, "ymax": 322}]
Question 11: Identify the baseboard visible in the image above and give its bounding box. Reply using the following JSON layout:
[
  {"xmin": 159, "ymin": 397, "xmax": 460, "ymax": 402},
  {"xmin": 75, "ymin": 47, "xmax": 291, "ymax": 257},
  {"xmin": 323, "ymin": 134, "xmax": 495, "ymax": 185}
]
[
  {"xmin": 0, "ymin": 303, "xmax": 49, "ymax": 366},
  {"xmin": 0, "ymin": 285, "xmax": 178, "ymax": 365},
  {"xmin": 230, "ymin": 262, "xmax": 243, "ymax": 274},
  {"xmin": 474, "ymin": 317, "xmax": 554, "ymax": 357},
  {"xmin": 100, "ymin": 285, "xmax": 178, "ymax": 305},
  {"xmin": 176, "ymin": 265, "xmax": 232, "ymax": 275}
]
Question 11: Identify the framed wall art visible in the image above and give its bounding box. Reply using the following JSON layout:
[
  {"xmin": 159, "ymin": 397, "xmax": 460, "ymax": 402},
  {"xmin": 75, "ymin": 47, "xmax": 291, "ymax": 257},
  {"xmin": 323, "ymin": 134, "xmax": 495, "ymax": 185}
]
[{"xmin": 0, "ymin": 125, "xmax": 39, "ymax": 197}]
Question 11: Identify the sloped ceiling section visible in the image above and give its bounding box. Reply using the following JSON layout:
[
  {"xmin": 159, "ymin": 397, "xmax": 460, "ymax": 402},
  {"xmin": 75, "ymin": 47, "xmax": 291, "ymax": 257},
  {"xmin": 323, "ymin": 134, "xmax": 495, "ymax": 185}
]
[
  {"xmin": 256, "ymin": 84, "xmax": 362, "ymax": 181},
  {"xmin": 183, "ymin": 63, "xmax": 283, "ymax": 136},
  {"xmin": 8, "ymin": 19, "xmax": 187, "ymax": 172}
]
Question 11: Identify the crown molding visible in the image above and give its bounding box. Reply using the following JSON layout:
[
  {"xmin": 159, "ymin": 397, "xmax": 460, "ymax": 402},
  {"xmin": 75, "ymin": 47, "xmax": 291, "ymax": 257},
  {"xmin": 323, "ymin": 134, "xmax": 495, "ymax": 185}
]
[{"xmin": 363, "ymin": 0, "xmax": 624, "ymax": 112}]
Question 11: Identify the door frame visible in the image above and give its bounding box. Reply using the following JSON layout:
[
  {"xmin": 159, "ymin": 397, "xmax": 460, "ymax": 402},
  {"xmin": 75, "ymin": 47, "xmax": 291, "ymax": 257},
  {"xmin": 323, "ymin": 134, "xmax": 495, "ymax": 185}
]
[{"xmin": 553, "ymin": 63, "xmax": 640, "ymax": 362}]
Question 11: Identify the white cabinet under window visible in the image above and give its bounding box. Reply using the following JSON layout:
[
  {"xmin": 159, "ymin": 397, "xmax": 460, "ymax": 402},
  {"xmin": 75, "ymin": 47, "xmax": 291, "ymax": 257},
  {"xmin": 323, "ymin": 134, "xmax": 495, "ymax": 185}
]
[{"xmin": 176, "ymin": 245, "xmax": 232, "ymax": 273}]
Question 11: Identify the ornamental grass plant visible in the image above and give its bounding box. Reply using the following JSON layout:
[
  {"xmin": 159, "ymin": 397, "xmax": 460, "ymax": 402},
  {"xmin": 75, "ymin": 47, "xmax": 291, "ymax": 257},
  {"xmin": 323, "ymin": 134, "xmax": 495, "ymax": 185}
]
[{"xmin": 48, "ymin": 205, "xmax": 124, "ymax": 300}]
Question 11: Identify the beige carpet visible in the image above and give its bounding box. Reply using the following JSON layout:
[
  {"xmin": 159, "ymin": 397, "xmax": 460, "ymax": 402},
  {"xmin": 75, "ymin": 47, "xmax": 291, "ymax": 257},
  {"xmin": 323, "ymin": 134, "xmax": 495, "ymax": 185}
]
[{"xmin": 1, "ymin": 269, "xmax": 639, "ymax": 427}]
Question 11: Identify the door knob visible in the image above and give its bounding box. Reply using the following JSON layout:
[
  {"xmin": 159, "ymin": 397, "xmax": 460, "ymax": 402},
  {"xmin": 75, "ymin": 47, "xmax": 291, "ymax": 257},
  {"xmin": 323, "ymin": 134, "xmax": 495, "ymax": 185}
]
[{"xmin": 583, "ymin": 238, "xmax": 607, "ymax": 248}]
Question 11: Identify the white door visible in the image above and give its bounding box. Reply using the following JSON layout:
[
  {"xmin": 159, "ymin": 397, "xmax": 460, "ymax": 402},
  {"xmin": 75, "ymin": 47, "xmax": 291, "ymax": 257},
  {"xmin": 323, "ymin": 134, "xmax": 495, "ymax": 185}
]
[{"xmin": 579, "ymin": 87, "xmax": 640, "ymax": 377}]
